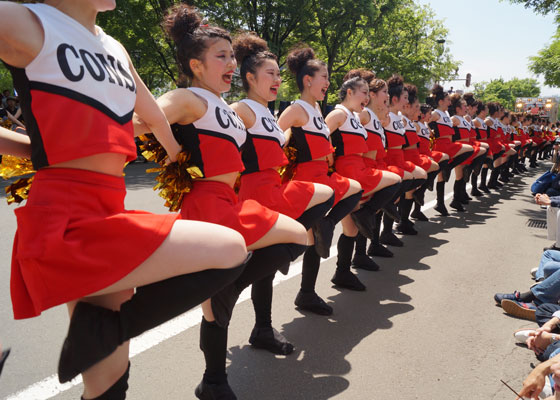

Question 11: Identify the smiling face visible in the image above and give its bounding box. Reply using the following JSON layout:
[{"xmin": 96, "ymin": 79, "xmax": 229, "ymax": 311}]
[
  {"xmin": 304, "ymin": 65, "xmax": 330, "ymax": 102},
  {"xmin": 191, "ymin": 38, "xmax": 237, "ymax": 95},
  {"xmin": 344, "ymin": 81, "xmax": 369, "ymax": 113},
  {"xmin": 247, "ymin": 58, "xmax": 282, "ymax": 103},
  {"xmin": 391, "ymin": 90, "xmax": 408, "ymax": 112}
]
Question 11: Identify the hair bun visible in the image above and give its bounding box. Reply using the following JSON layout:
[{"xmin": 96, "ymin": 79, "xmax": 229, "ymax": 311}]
[
  {"xmin": 386, "ymin": 74, "xmax": 404, "ymax": 88},
  {"xmin": 163, "ymin": 5, "xmax": 202, "ymax": 45},
  {"xmin": 343, "ymin": 68, "xmax": 376, "ymax": 84},
  {"xmin": 431, "ymin": 84, "xmax": 444, "ymax": 96},
  {"xmin": 286, "ymin": 46, "xmax": 316, "ymax": 75},
  {"xmin": 233, "ymin": 32, "xmax": 269, "ymax": 65}
]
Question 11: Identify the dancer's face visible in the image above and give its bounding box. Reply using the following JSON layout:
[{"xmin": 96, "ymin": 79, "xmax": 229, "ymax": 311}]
[
  {"xmin": 191, "ymin": 38, "xmax": 237, "ymax": 95},
  {"xmin": 370, "ymin": 84, "xmax": 388, "ymax": 109},
  {"xmin": 248, "ymin": 59, "xmax": 282, "ymax": 103},
  {"xmin": 306, "ymin": 65, "xmax": 330, "ymax": 102},
  {"xmin": 345, "ymin": 82, "xmax": 369, "ymax": 112},
  {"xmin": 392, "ymin": 90, "xmax": 408, "ymax": 112}
]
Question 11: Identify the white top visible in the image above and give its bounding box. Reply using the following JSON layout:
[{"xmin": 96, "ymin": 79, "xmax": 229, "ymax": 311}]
[
  {"xmin": 295, "ymin": 99, "xmax": 331, "ymax": 139},
  {"xmin": 240, "ymin": 99, "xmax": 285, "ymax": 146},
  {"xmin": 364, "ymin": 108, "xmax": 386, "ymax": 147},
  {"xmin": 417, "ymin": 121, "xmax": 431, "ymax": 140},
  {"xmin": 334, "ymin": 104, "xmax": 367, "ymax": 140},
  {"xmin": 435, "ymin": 109, "xmax": 453, "ymax": 127}
]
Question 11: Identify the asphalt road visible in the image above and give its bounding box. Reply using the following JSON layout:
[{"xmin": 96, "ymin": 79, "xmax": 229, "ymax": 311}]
[{"xmin": 0, "ymin": 161, "xmax": 552, "ymax": 399}]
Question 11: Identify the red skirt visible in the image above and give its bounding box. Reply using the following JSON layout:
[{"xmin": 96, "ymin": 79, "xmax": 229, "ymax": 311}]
[
  {"xmin": 11, "ymin": 168, "xmax": 178, "ymax": 320},
  {"xmin": 403, "ymin": 148, "xmax": 432, "ymax": 171},
  {"xmin": 461, "ymin": 140, "xmax": 482, "ymax": 165},
  {"xmin": 238, "ymin": 169, "xmax": 314, "ymax": 220},
  {"xmin": 335, "ymin": 154, "xmax": 383, "ymax": 194},
  {"xmin": 385, "ymin": 149, "xmax": 416, "ymax": 173},
  {"xmin": 434, "ymin": 137, "xmax": 463, "ymax": 158},
  {"xmin": 181, "ymin": 180, "xmax": 278, "ymax": 247},
  {"xmin": 363, "ymin": 157, "xmax": 404, "ymax": 178},
  {"xmin": 293, "ymin": 160, "xmax": 350, "ymax": 204}
]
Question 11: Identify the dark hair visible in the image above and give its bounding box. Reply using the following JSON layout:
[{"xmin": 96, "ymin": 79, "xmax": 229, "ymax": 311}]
[
  {"xmin": 163, "ymin": 5, "xmax": 231, "ymax": 81},
  {"xmin": 405, "ymin": 83, "xmax": 417, "ymax": 105},
  {"xmin": 426, "ymin": 84, "xmax": 447, "ymax": 108},
  {"xmin": 286, "ymin": 46, "xmax": 326, "ymax": 91},
  {"xmin": 232, "ymin": 32, "xmax": 277, "ymax": 92},
  {"xmin": 420, "ymin": 103, "xmax": 432, "ymax": 115},
  {"xmin": 343, "ymin": 69, "xmax": 375, "ymax": 83},
  {"xmin": 387, "ymin": 74, "xmax": 405, "ymax": 105},
  {"xmin": 476, "ymin": 101, "xmax": 486, "ymax": 115},
  {"xmin": 463, "ymin": 93, "xmax": 476, "ymax": 107},
  {"xmin": 487, "ymin": 102, "xmax": 500, "ymax": 116},
  {"xmin": 501, "ymin": 110, "xmax": 510, "ymax": 120},
  {"xmin": 339, "ymin": 77, "xmax": 367, "ymax": 101},
  {"xmin": 448, "ymin": 93, "xmax": 463, "ymax": 116}
]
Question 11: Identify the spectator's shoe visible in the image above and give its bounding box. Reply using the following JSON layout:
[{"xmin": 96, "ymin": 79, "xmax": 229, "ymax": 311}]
[
  {"xmin": 294, "ymin": 290, "xmax": 333, "ymax": 316},
  {"xmin": 494, "ymin": 291, "xmax": 521, "ymax": 305},
  {"xmin": 195, "ymin": 380, "xmax": 237, "ymax": 400},
  {"xmin": 501, "ymin": 299, "xmax": 537, "ymax": 321},
  {"xmin": 530, "ymin": 267, "xmax": 538, "ymax": 279},
  {"xmin": 367, "ymin": 242, "xmax": 394, "ymax": 258},
  {"xmin": 543, "ymin": 243, "xmax": 560, "ymax": 252},
  {"xmin": 513, "ymin": 328, "xmax": 536, "ymax": 344},
  {"xmin": 0, "ymin": 348, "xmax": 10, "ymax": 378}
]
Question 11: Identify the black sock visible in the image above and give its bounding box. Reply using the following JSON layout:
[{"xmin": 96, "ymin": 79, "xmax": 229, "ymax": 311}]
[
  {"xmin": 372, "ymin": 212, "xmax": 382, "ymax": 245},
  {"xmin": 300, "ymin": 245, "xmax": 321, "ymax": 292},
  {"xmin": 354, "ymin": 233, "xmax": 367, "ymax": 256},
  {"xmin": 410, "ymin": 178, "xmax": 427, "ymax": 191},
  {"xmin": 296, "ymin": 194, "xmax": 335, "ymax": 230},
  {"xmin": 251, "ymin": 273, "xmax": 275, "ymax": 328},
  {"xmin": 448, "ymin": 150, "xmax": 474, "ymax": 170},
  {"xmin": 480, "ymin": 168, "xmax": 488, "ymax": 187},
  {"xmin": 336, "ymin": 234, "xmax": 355, "ymax": 273},
  {"xmin": 201, "ymin": 318, "xmax": 228, "ymax": 385},
  {"xmin": 382, "ymin": 212, "xmax": 394, "ymax": 233},
  {"xmin": 82, "ymin": 362, "xmax": 130, "ymax": 400},
  {"xmin": 436, "ymin": 181, "xmax": 445, "ymax": 204},
  {"xmin": 399, "ymin": 198, "xmax": 413, "ymax": 223},
  {"xmin": 364, "ymin": 183, "xmax": 401, "ymax": 212},
  {"xmin": 326, "ymin": 191, "xmax": 363, "ymax": 224},
  {"xmin": 453, "ymin": 180, "xmax": 461, "ymax": 199}
]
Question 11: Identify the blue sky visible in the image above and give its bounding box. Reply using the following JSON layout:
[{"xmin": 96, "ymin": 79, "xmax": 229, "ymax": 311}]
[{"xmin": 417, "ymin": 0, "xmax": 558, "ymax": 96}]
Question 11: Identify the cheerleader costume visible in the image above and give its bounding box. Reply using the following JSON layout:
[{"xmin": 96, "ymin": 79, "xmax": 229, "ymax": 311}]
[
  {"xmin": 431, "ymin": 109, "xmax": 464, "ymax": 158},
  {"xmin": 417, "ymin": 121, "xmax": 445, "ymax": 162},
  {"xmin": 401, "ymin": 116, "xmax": 432, "ymax": 171},
  {"xmin": 384, "ymin": 112, "xmax": 416, "ymax": 173}
]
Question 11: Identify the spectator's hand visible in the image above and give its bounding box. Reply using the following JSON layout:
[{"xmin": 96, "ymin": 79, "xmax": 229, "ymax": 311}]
[
  {"xmin": 536, "ymin": 193, "xmax": 552, "ymax": 206},
  {"xmin": 527, "ymin": 331, "xmax": 551, "ymax": 355},
  {"xmin": 518, "ymin": 367, "xmax": 546, "ymax": 399}
]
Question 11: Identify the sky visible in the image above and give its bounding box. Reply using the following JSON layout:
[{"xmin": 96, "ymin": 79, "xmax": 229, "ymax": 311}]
[{"xmin": 417, "ymin": 0, "xmax": 558, "ymax": 96}]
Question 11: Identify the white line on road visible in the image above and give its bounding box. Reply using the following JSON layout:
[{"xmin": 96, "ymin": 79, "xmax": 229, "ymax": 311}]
[{"xmin": 6, "ymin": 186, "xmax": 457, "ymax": 399}]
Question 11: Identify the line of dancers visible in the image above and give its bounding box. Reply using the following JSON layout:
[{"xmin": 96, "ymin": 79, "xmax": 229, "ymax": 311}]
[{"xmin": 0, "ymin": 2, "xmax": 556, "ymax": 399}]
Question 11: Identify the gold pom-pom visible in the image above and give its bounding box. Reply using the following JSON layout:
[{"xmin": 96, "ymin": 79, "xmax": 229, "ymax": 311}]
[
  {"xmin": 0, "ymin": 155, "xmax": 35, "ymax": 205},
  {"xmin": 139, "ymin": 133, "xmax": 203, "ymax": 212},
  {"xmin": 279, "ymin": 143, "xmax": 298, "ymax": 182}
]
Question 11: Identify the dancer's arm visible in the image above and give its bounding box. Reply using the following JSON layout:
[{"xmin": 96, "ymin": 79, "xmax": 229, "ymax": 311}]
[
  {"xmin": 0, "ymin": 3, "xmax": 43, "ymax": 68},
  {"xmin": 0, "ymin": 126, "xmax": 31, "ymax": 158}
]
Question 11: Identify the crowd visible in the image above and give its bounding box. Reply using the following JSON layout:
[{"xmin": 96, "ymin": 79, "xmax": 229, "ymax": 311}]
[{"xmin": 0, "ymin": 1, "xmax": 558, "ymax": 399}]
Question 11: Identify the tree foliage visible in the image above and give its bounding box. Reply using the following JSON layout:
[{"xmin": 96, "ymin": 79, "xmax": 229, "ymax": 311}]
[
  {"xmin": 529, "ymin": 29, "xmax": 560, "ymax": 87},
  {"xmin": 473, "ymin": 77, "xmax": 541, "ymax": 109},
  {"xmin": 505, "ymin": 0, "xmax": 560, "ymax": 16}
]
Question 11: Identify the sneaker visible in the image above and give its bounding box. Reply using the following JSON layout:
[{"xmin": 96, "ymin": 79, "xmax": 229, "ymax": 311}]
[
  {"xmin": 494, "ymin": 291, "xmax": 521, "ymax": 305},
  {"xmin": 379, "ymin": 231, "xmax": 404, "ymax": 247},
  {"xmin": 331, "ymin": 269, "xmax": 366, "ymax": 291},
  {"xmin": 195, "ymin": 380, "xmax": 237, "ymax": 400},
  {"xmin": 530, "ymin": 267, "xmax": 538, "ymax": 279},
  {"xmin": 539, "ymin": 376, "xmax": 553, "ymax": 399},
  {"xmin": 513, "ymin": 328, "xmax": 536, "ymax": 344},
  {"xmin": 249, "ymin": 326, "xmax": 294, "ymax": 355},
  {"xmin": 367, "ymin": 242, "xmax": 394, "ymax": 258},
  {"xmin": 294, "ymin": 290, "xmax": 333, "ymax": 316},
  {"xmin": 351, "ymin": 253, "xmax": 380, "ymax": 271},
  {"xmin": 501, "ymin": 299, "xmax": 537, "ymax": 321}
]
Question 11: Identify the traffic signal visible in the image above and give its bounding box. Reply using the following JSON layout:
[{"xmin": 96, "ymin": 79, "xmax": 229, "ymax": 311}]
[{"xmin": 466, "ymin": 73, "xmax": 472, "ymax": 87}]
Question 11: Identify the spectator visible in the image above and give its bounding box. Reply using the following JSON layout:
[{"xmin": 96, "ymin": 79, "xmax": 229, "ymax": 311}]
[{"xmin": 1, "ymin": 89, "xmax": 10, "ymax": 107}]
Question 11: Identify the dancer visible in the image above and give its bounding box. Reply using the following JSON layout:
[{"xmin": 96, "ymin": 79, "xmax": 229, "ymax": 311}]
[
  {"xmin": 427, "ymin": 84, "xmax": 473, "ymax": 216},
  {"xmin": 149, "ymin": 8, "xmax": 310, "ymax": 398},
  {"xmin": 326, "ymin": 75, "xmax": 401, "ymax": 289},
  {"xmin": 231, "ymin": 32, "xmax": 334, "ymax": 355},
  {"xmin": 277, "ymin": 46, "xmax": 363, "ymax": 314},
  {"xmin": 0, "ymin": 2, "xmax": 253, "ymax": 399}
]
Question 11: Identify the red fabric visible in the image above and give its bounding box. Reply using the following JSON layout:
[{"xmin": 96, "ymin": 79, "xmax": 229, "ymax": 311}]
[
  {"xmin": 197, "ymin": 132, "xmax": 245, "ymax": 178},
  {"xmin": 335, "ymin": 154, "xmax": 383, "ymax": 194},
  {"xmin": 11, "ymin": 168, "xmax": 177, "ymax": 319},
  {"xmin": 252, "ymin": 137, "xmax": 288, "ymax": 170},
  {"xmin": 434, "ymin": 137, "xmax": 463, "ymax": 158},
  {"xmin": 365, "ymin": 131, "xmax": 385, "ymax": 152},
  {"xmin": 293, "ymin": 160, "xmax": 350, "ymax": 204},
  {"xmin": 31, "ymin": 91, "xmax": 137, "ymax": 167},
  {"xmin": 461, "ymin": 141, "xmax": 482, "ymax": 165},
  {"xmin": 180, "ymin": 180, "xmax": 278, "ymax": 247},
  {"xmin": 363, "ymin": 157, "xmax": 404, "ymax": 178},
  {"xmin": 385, "ymin": 149, "xmax": 416, "ymax": 173},
  {"xmin": 238, "ymin": 169, "xmax": 313, "ymax": 220},
  {"xmin": 403, "ymin": 148, "xmax": 432, "ymax": 171}
]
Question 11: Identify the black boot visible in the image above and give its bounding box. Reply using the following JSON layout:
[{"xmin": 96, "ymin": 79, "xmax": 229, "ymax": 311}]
[
  {"xmin": 331, "ymin": 234, "xmax": 366, "ymax": 291},
  {"xmin": 487, "ymin": 168, "xmax": 500, "ymax": 190},
  {"xmin": 397, "ymin": 198, "xmax": 417, "ymax": 235},
  {"xmin": 449, "ymin": 180, "xmax": 465, "ymax": 211},
  {"xmin": 295, "ymin": 246, "xmax": 333, "ymax": 316},
  {"xmin": 460, "ymin": 179, "xmax": 470, "ymax": 204},
  {"xmin": 411, "ymin": 201, "xmax": 429, "ymax": 221},
  {"xmin": 434, "ymin": 181, "xmax": 449, "ymax": 216},
  {"xmin": 479, "ymin": 167, "xmax": 490, "ymax": 193},
  {"xmin": 352, "ymin": 233, "xmax": 380, "ymax": 271},
  {"xmin": 0, "ymin": 349, "xmax": 9, "ymax": 379},
  {"xmin": 470, "ymin": 172, "xmax": 483, "ymax": 196},
  {"xmin": 368, "ymin": 212, "xmax": 393, "ymax": 257},
  {"xmin": 379, "ymin": 212, "xmax": 404, "ymax": 246},
  {"xmin": 82, "ymin": 362, "xmax": 130, "ymax": 400}
]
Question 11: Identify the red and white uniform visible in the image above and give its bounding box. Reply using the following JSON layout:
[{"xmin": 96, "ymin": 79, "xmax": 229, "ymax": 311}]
[
  {"xmin": 454, "ymin": 115, "xmax": 481, "ymax": 165},
  {"xmin": 486, "ymin": 117, "xmax": 506, "ymax": 156},
  {"xmin": 402, "ymin": 116, "xmax": 432, "ymax": 171},
  {"xmin": 8, "ymin": 4, "xmax": 177, "ymax": 319},
  {"xmin": 174, "ymin": 87, "xmax": 278, "ymax": 246},
  {"xmin": 417, "ymin": 121, "xmax": 445, "ymax": 163},
  {"xmin": 290, "ymin": 100, "xmax": 350, "ymax": 204},
  {"xmin": 331, "ymin": 104, "xmax": 382, "ymax": 194},
  {"xmin": 384, "ymin": 112, "xmax": 416, "ymax": 173},
  {"xmin": 431, "ymin": 109, "xmax": 463, "ymax": 158},
  {"xmin": 363, "ymin": 108, "xmax": 404, "ymax": 177},
  {"xmin": 237, "ymin": 99, "xmax": 314, "ymax": 219}
]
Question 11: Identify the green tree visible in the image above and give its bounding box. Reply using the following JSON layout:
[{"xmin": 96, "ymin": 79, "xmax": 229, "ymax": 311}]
[
  {"xmin": 505, "ymin": 0, "xmax": 560, "ymax": 16},
  {"xmin": 529, "ymin": 29, "xmax": 560, "ymax": 87},
  {"xmin": 473, "ymin": 77, "xmax": 541, "ymax": 109}
]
